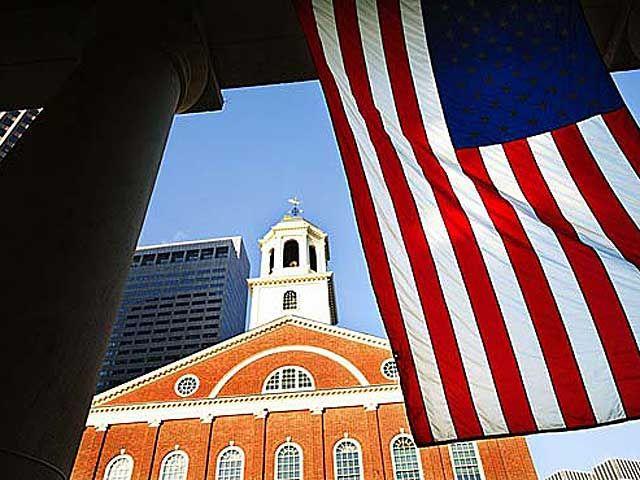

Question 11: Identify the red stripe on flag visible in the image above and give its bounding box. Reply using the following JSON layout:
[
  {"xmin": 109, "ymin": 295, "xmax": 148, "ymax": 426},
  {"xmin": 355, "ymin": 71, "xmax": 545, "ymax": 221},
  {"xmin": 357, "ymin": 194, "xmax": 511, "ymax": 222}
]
[
  {"xmin": 294, "ymin": 0, "xmax": 434, "ymax": 443},
  {"xmin": 552, "ymin": 124, "xmax": 640, "ymax": 267},
  {"xmin": 456, "ymin": 146, "xmax": 595, "ymax": 428},
  {"xmin": 551, "ymin": 128, "xmax": 640, "ymax": 418},
  {"xmin": 377, "ymin": 0, "xmax": 535, "ymax": 434},
  {"xmin": 334, "ymin": 0, "xmax": 481, "ymax": 438},
  {"xmin": 505, "ymin": 139, "xmax": 640, "ymax": 418},
  {"xmin": 603, "ymin": 108, "xmax": 640, "ymax": 178}
]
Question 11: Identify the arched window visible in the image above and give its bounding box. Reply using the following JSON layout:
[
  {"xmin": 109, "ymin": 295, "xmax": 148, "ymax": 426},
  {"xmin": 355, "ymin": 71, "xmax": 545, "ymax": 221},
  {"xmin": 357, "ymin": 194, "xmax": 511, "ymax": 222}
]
[
  {"xmin": 269, "ymin": 248, "xmax": 275, "ymax": 274},
  {"xmin": 283, "ymin": 240, "xmax": 299, "ymax": 267},
  {"xmin": 104, "ymin": 454, "xmax": 133, "ymax": 480},
  {"xmin": 450, "ymin": 442, "xmax": 483, "ymax": 480},
  {"xmin": 334, "ymin": 439, "xmax": 363, "ymax": 480},
  {"xmin": 283, "ymin": 290, "xmax": 297, "ymax": 310},
  {"xmin": 159, "ymin": 451, "xmax": 188, "ymax": 480},
  {"xmin": 216, "ymin": 446, "xmax": 245, "ymax": 480},
  {"xmin": 263, "ymin": 366, "xmax": 315, "ymax": 393},
  {"xmin": 391, "ymin": 435, "xmax": 423, "ymax": 480},
  {"xmin": 275, "ymin": 442, "xmax": 303, "ymax": 480},
  {"xmin": 309, "ymin": 245, "xmax": 317, "ymax": 272}
]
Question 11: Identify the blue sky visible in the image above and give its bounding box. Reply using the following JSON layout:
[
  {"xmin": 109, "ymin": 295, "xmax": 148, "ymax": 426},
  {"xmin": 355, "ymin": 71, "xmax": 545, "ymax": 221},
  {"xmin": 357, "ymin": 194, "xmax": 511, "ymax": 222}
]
[{"xmin": 139, "ymin": 71, "xmax": 640, "ymax": 478}]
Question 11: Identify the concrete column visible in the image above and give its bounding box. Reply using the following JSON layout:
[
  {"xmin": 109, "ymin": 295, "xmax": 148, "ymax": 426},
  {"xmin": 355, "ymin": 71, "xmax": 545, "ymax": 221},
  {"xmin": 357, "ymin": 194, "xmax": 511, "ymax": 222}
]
[{"xmin": 0, "ymin": 4, "xmax": 216, "ymax": 478}]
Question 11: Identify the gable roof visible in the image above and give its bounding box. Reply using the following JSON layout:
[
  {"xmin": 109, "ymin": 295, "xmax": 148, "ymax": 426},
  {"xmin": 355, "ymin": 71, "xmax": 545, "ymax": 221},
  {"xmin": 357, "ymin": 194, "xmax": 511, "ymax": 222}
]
[{"xmin": 93, "ymin": 315, "xmax": 390, "ymax": 407}]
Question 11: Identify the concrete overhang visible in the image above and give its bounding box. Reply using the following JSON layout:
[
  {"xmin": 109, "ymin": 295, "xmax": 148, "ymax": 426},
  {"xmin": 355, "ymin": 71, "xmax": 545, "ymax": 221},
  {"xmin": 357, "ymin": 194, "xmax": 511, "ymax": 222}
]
[{"xmin": 0, "ymin": 0, "xmax": 638, "ymax": 114}]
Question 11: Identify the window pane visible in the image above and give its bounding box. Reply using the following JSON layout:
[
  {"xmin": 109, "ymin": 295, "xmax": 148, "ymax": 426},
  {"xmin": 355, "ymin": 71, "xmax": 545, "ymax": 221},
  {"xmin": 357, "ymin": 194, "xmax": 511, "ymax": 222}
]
[
  {"xmin": 217, "ymin": 448, "xmax": 244, "ymax": 480},
  {"xmin": 335, "ymin": 440, "xmax": 362, "ymax": 480},
  {"xmin": 450, "ymin": 443, "xmax": 482, "ymax": 480},
  {"xmin": 106, "ymin": 456, "xmax": 133, "ymax": 480},
  {"xmin": 392, "ymin": 436, "xmax": 422, "ymax": 480},
  {"xmin": 276, "ymin": 444, "xmax": 301, "ymax": 480},
  {"xmin": 160, "ymin": 452, "xmax": 187, "ymax": 480}
]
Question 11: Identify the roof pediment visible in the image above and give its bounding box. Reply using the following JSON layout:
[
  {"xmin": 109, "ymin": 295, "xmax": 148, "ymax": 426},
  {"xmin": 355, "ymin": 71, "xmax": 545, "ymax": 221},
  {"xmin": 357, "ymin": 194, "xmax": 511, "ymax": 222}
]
[{"xmin": 93, "ymin": 316, "xmax": 394, "ymax": 408}]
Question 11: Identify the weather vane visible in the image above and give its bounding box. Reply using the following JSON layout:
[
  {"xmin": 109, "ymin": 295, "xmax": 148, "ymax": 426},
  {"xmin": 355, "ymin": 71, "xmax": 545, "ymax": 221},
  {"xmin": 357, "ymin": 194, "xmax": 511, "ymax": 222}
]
[{"xmin": 287, "ymin": 196, "xmax": 303, "ymax": 217}]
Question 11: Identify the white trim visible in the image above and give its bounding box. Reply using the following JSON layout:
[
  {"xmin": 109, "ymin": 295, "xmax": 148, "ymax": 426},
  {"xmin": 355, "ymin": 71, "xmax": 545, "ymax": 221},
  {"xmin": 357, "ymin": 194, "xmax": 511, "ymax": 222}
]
[
  {"xmin": 247, "ymin": 273, "xmax": 333, "ymax": 289},
  {"xmin": 274, "ymin": 441, "xmax": 304, "ymax": 480},
  {"xmin": 389, "ymin": 434, "xmax": 424, "ymax": 480},
  {"xmin": 92, "ymin": 316, "xmax": 389, "ymax": 407},
  {"xmin": 0, "ymin": 110, "xmax": 26, "ymax": 145},
  {"xmin": 333, "ymin": 437, "xmax": 364, "ymax": 480},
  {"xmin": 103, "ymin": 453, "xmax": 134, "ymax": 480},
  {"xmin": 174, "ymin": 374, "xmax": 200, "ymax": 398},
  {"xmin": 448, "ymin": 442, "xmax": 486, "ymax": 480},
  {"xmin": 87, "ymin": 385, "xmax": 402, "ymax": 428},
  {"xmin": 159, "ymin": 450, "xmax": 189, "ymax": 480},
  {"xmin": 209, "ymin": 345, "xmax": 369, "ymax": 398},
  {"xmin": 262, "ymin": 365, "xmax": 316, "ymax": 394},
  {"xmin": 215, "ymin": 446, "xmax": 245, "ymax": 480}
]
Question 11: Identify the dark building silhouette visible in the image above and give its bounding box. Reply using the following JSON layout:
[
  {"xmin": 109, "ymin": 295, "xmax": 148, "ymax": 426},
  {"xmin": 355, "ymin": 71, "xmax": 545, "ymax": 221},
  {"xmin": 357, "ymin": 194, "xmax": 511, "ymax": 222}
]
[{"xmin": 97, "ymin": 237, "xmax": 250, "ymax": 392}]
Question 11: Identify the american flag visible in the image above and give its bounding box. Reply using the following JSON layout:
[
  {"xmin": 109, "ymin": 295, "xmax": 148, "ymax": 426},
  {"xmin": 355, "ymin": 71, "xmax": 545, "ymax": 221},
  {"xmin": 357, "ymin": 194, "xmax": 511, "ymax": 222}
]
[{"xmin": 295, "ymin": 0, "xmax": 640, "ymax": 445}]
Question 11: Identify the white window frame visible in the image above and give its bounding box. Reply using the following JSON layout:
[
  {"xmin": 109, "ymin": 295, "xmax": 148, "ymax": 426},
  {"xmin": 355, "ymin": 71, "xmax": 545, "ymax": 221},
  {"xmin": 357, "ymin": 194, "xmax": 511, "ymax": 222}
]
[
  {"xmin": 103, "ymin": 453, "xmax": 134, "ymax": 480},
  {"xmin": 262, "ymin": 365, "xmax": 315, "ymax": 394},
  {"xmin": 448, "ymin": 442, "xmax": 486, "ymax": 480},
  {"xmin": 333, "ymin": 438, "xmax": 364, "ymax": 480},
  {"xmin": 283, "ymin": 290, "xmax": 298, "ymax": 310},
  {"xmin": 174, "ymin": 374, "xmax": 200, "ymax": 398},
  {"xmin": 159, "ymin": 450, "xmax": 189, "ymax": 480},
  {"xmin": 274, "ymin": 441, "xmax": 304, "ymax": 480},
  {"xmin": 380, "ymin": 358, "xmax": 399, "ymax": 380},
  {"xmin": 216, "ymin": 446, "xmax": 245, "ymax": 480},
  {"xmin": 389, "ymin": 434, "xmax": 424, "ymax": 480}
]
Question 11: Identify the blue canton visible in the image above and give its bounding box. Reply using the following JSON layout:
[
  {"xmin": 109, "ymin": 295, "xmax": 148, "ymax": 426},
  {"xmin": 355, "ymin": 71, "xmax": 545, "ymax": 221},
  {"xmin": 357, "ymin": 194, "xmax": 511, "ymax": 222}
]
[{"xmin": 420, "ymin": 0, "xmax": 622, "ymax": 148}]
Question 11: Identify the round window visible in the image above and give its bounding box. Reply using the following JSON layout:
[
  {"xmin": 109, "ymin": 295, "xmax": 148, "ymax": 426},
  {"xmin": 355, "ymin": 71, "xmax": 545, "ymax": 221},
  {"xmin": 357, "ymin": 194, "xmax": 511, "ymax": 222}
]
[
  {"xmin": 174, "ymin": 374, "xmax": 200, "ymax": 397},
  {"xmin": 381, "ymin": 359, "xmax": 399, "ymax": 380}
]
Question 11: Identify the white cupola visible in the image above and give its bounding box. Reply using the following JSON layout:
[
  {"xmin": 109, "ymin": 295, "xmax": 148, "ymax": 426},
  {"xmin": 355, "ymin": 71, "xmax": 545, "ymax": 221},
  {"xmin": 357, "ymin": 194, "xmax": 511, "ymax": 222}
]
[{"xmin": 247, "ymin": 199, "xmax": 338, "ymax": 329}]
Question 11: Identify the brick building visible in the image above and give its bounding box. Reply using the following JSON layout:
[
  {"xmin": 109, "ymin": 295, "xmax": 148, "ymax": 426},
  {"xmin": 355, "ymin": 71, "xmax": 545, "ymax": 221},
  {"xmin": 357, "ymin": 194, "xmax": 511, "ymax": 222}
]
[{"xmin": 71, "ymin": 214, "xmax": 538, "ymax": 480}]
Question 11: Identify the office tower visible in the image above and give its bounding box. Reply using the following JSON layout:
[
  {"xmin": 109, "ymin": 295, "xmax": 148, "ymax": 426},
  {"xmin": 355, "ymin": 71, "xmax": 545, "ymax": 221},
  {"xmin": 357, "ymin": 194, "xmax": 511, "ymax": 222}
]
[
  {"xmin": 547, "ymin": 459, "xmax": 640, "ymax": 480},
  {"xmin": 0, "ymin": 109, "xmax": 40, "ymax": 159},
  {"xmin": 97, "ymin": 237, "xmax": 250, "ymax": 392}
]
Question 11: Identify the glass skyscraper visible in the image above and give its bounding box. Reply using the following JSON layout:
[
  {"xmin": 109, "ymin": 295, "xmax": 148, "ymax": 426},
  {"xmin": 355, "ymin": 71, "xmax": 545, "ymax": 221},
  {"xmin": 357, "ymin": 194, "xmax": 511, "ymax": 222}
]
[{"xmin": 97, "ymin": 236, "xmax": 250, "ymax": 392}]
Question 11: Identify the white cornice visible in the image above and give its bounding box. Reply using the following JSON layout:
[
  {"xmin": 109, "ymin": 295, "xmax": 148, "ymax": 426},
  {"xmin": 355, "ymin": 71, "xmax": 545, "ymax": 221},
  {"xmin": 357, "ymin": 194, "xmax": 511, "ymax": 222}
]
[
  {"xmin": 92, "ymin": 316, "xmax": 390, "ymax": 407},
  {"xmin": 247, "ymin": 272, "xmax": 333, "ymax": 289},
  {"xmin": 258, "ymin": 217, "xmax": 327, "ymax": 246},
  {"xmin": 87, "ymin": 385, "xmax": 403, "ymax": 427},
  {"xmin": 137, "ymin": 236, "xmax": 243, "ymax": 254}
]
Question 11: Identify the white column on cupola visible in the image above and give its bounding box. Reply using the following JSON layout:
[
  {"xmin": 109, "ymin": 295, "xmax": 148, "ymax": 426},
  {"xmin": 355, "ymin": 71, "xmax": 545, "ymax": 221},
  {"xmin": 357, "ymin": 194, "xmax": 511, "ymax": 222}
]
[{"xmin": 247, "ymin": 199, "xmax": 338, "ymax": 329}]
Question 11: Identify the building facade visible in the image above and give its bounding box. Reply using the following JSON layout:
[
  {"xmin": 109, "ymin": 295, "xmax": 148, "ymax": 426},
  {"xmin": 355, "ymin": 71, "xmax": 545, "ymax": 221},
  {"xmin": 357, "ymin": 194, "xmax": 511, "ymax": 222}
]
[
  {"xmin": 0, "ymin": 109, "xmax": 40, "ymax": 159},
  {"xmin": 97, "ymin": 237, "xmax": 250, "ymax": 392},
  {"xmin": 74, "ymin": 216, "xmax": 538, "ymax": 480},
  {"xmin": 547, "ymin": 459, "xmax": 640, "ymax": 480}
]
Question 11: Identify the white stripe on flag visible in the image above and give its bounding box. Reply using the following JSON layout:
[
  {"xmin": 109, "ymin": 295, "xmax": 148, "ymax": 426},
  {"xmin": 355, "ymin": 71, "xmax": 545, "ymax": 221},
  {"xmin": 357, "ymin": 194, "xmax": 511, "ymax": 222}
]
[
  {"xmin": 529, "ymin": 132, "xmax": 640, "ymax": 406},
  {"xmin": 477, "ymin": 144, "xmax": 567, "ymax": 430},
  {"xmin": 355, "ymin": 0, "xmax": 502, "ymax": 437},
  {"xmin": 401, "ymin": 0, "xmax": 556, "ymax": 435},
  {"xmin": 311, "ymin": 0, "xmax": 456, "ymax": 440},
  {"xmin": 578, "ymin": 115, "xmax": 640, "ymax": 228},
  {"xmin": 529, "ymin": 133, "xmax": 640, "ymax": 346},
  {"xmin": 480, "ymin": 143, "xmax": 620, "ymax": 425}
]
